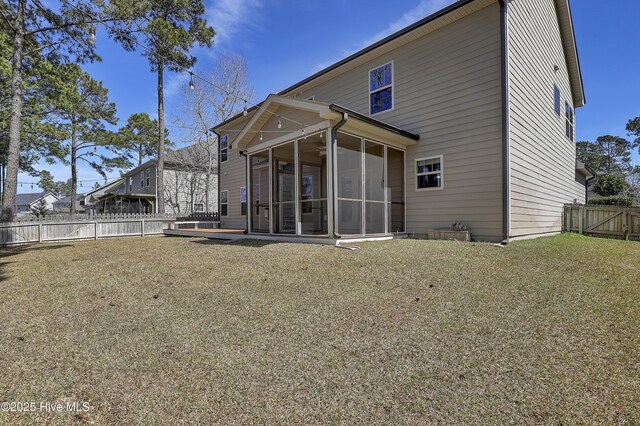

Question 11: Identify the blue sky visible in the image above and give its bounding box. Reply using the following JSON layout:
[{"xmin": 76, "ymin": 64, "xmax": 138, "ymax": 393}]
[{"xmin": 19, "ymin": 0, "xmax": 640, "ymax": 192}]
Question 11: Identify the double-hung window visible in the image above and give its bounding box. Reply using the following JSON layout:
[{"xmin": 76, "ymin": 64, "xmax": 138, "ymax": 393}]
[
  {"xmin": 220, "ymin": 190, "xmax": 228, "ymax": 217},
  {"xmin": 140, "ymin": 171, "xmax": 145, "ymax": 188},
  {"xmin": 565, "ymin": 102, "xmax": 574, "ymax": 141},
  {"xmin": 416, "ymin": 156, "xmax": 443, "ymax": 191},
  {"xmin": 369, "ymin": 62, "xmax": 393, "ymax": 115},
  {"xmin": 128, "ymin": 177, "xmax": 133, "ymax": 192},
  {"xmin": 146, "ymin": 169, "xmax": 150, "ymax": 187},
  {"xmin": 220, "ymin": 134, "xmax": 228, "ymax": 163}
]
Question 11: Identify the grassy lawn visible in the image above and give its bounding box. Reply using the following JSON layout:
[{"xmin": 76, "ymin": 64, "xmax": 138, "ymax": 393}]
[{"xmin": 0, "ymin": 234, "xmax": 638, "ymax": 424}]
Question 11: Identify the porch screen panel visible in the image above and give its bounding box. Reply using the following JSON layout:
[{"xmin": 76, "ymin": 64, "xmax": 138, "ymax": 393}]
[
  {"xmin": 250, "ymin": 151, "xmax": 270, "ymax": 233},
  {"xmin": 272, "ymin": 142, "xmax": 296, "ymax": 234},
  {"xmin": 365, "ymin": 141, "xmax": 385, "ymax": 234},
  {"xmin": 337, "ymin": 133, "xmax": 363, "ymax": 235},
  {"xmin": 387, "ymin": 147, "xmax": 405, "ymax": 232},
  {"xmin": 299, "ymin": 133, "xmax": 328, "ymax": 235}
]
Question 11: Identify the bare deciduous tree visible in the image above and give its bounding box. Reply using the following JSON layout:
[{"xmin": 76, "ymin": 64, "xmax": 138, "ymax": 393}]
[{"xmin": 173, "ymin": 54, "xmax": 254, "ymax": 212}]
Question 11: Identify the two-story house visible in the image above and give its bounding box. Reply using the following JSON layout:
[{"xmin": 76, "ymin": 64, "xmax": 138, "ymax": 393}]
[
  {"xmin": 213, "ymin": 0, "xmax": 592, "ymax": 242},
  {"xmin": 97, "ymin": 144, "xmax": 218, "ymax": 214}
]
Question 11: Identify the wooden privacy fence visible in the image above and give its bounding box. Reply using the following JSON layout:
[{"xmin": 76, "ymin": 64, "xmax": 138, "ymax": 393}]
[
  {"xmin": 0, "ymin": 213, "xmax": 177, "ymax": 246},
  {"xmin": 563, "ymin": 204, "xmax": 640, "ymax": 240}
]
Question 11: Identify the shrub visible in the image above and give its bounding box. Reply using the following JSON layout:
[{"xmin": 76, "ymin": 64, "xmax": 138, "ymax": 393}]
[
  {"xmin": 589, "ymin": 196, "xmax": 635, "ymax": 207},
  {"xmin": 592, "ymin": 174, "xmax": 628, "ymax": 197}
]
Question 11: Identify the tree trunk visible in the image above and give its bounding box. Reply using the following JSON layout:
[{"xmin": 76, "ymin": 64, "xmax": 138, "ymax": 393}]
[
  {"xmin": 70, "ymin": 124, "xmax": 77, "ymax": 215},
  {"xmin": 2, "ymin": 0, "xmax": 26, "ymax": 218},
  {"xmin": 156, "ymin": 63, "xmax": 166, "ymax": 214}
]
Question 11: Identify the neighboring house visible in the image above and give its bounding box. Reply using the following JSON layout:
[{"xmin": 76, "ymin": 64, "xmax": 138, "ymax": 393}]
[
  {"xmin": 14, "ymin": 192, "xmax": 58, "ymax": 216},
  {"xmin": 213, "ymin": 0, "xmax": 592, "ymax": 242},
  {"xmin": 52, "ymin": 194, "xmax": 86, "ymax": 213},
  {"xmin": 82, "ymin": 179, "xmax": 125, "ymax": 213},
  {"xmin": 97, "ymin": 144, "xmax": 217, "ymax": 214}
]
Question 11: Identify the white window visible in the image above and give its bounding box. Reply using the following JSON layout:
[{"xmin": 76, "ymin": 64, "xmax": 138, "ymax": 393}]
[
  {"xmin": 416, "ymin": 156, "xmax": 443, "ymax": 191},
  {"xmin": 140, "ymin": 171, "xmax": 144, "ymax": 188},
  {"xmin": 220, "ymin": 134, "xmax": 228, "ymax": 163},
  {"xmin": 194, "ymin": 203, "xmax": 204, "ymax": 212},
  {"xmin": 128, "ymin": 177, "xmax": 133, "ymax": 192},
  {"xmin": 240, "ymin": 187, "xmax": 247, "ymax": 216},
  {"xmin": 306, "ymin": 95, "xmax": 315, "ymax": 101},
  {"xmin": 565, "ymin": 102, "xmax": 575, "ymax": 141},
  {"xmin": 145, "ymin": 169, "xmax": 150, "ymax": 187},
  {"xmin": 220, "ymin": 190, "xmax": 228, "ymax": 216},
  {"xmin": 369, "ymin": 61, "xmax": 393, "ymax": 115}
]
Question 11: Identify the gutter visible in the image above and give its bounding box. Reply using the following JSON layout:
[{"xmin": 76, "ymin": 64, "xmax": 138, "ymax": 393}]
[
  {"xmin": 212, "ymin": 129, "xmax": 222, "ymax": 224},
  {"xmin": 328, "ymin": 104, "xmax": 420, "ymax": 141},
  {"xmin": 499, "ymin": 0, "xmax": 511, "ymax": 244},
  {"xmin": 330, "ymin": 112, "xmax": 348, "ymax": 239}
]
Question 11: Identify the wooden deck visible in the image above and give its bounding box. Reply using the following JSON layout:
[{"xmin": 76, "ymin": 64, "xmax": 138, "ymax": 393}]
[{"xmin": 163, "ymin": 228, "xmax": 404, "ymax": 245}]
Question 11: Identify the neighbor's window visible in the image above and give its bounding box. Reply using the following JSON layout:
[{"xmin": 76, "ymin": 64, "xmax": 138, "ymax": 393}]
[
  {"xmin": 140, "ymin": 171, "xmax": 144, "ymax": 188},
  {"xmin": 554, "ymin": 85, "xmax": 561, "ymax": 116},
  {"xmin": 240, "ymin": 187, "xmax": 247, "ymax": 216},
  {"xmin": 416, "ymin": 156, "xmax": 443, "ymax": 190},
  {"xmin": 565, "ymin": 102, "xmax": 574, "ymax": 141},
  {"xmin": 194, "ymin": 203, "xmax": 204, "ymax": 212},
  {"xmin": 220, "ymin": 134, "xmax": 228, "ymax": 163},
  {"xmin": 145, "ymin": 169, "xmax": 150, "ymax": 187},
  {"xmin": 369, "ymin": 62, "xmax": 393, "ymax": 115},
  {"xmin": 128, "ymin": 177, "xmax": 133, "ymax": 192},
  {"xmin": 220, "ymin": 190, "xmax": 228, "ymax": 216}
]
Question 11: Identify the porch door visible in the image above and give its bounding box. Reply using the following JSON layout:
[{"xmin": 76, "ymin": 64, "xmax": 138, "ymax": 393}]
[{"xmin": 273, "ymin": 142, "xmax": 296, "ymax": 234}]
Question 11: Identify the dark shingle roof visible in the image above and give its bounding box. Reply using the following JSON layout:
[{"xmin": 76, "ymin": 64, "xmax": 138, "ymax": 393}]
[{"xmin": 15, "ymin": 192, "xmax": 47, "ymax": 206}]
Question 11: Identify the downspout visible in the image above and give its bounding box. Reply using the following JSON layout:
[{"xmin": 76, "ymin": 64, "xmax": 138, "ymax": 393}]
[
  {"xmin": 330, "ymin": 112, "xmax": 348, "ymax": 239},
  {"xmin": 240, "ymin": 150, "xmax": 248, "ymax": 233},
  {"xmin": 212, "ymin": 129, "xmax": 222, "ymax": 223},
  {"xmin": 499, "ymin": 0, "xmax": 511, "ymax": 244}
]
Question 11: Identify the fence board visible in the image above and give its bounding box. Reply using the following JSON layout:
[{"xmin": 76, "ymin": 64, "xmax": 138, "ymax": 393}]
[{"xmin": 563, "ymin": 204, "xmax": 640, "ymax": 241}]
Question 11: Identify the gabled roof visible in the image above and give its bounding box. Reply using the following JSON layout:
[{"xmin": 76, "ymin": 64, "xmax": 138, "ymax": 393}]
[
  {"xmin": 84, "ymin": 179, "xmax": 125, "ymax": 198},
  {"xmin": 226, "ymin": 95, "xmax": 419, "ymax": 151},
  {"xmin": 15, "ymin": 192, "xmax": 54, "ymax": 206},
  {"xmin": 53, "ymin": 194, "xmax": 85, "ymax": 205}
]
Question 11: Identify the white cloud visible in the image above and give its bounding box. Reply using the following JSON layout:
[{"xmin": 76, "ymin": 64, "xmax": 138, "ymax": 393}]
[
  {"xmin": 164, "ymin": 72, "xmax": 190, "ymax": 98},
  {"xmin": 311, "ymin": 0, "xmax": 454, "ymax": 73},
  {"xmin": 205, "ymin": 0, "xmax": 264, "ymax": 47}
]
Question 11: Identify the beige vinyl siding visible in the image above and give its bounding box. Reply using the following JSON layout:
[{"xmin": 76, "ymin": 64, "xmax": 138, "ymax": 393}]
[
  {"xmin": 219, "ymin": 145, "xmax": 247, "ymax": 229},
  {"xmin": 508, "ymin": 0, "xmax": 584, "ymax": 237},
  {"xmin": 298, "ymin": 3, "xmax": 504, "ymax": 241}
]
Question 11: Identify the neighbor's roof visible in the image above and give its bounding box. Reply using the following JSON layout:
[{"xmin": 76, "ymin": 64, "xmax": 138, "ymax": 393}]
[
  {"xmin": 15, "ymin": 192, "xmax": 51, "ymax": 206},
  {"xmin": 214, "ymin": 0, "xmax": 585, "ymax": 131},
  {"xmin": 53, "ymin": 194, "xmax": 85, "ymax": 204},
  {"xmin": 84, "ymin": 179, "xmax": 125, "ymax": 197}
]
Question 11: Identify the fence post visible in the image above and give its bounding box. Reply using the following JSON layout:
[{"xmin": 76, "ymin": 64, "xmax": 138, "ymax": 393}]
[
  {"xmin": 141, "ymin": 219, "xmax": 145, "ymax": 237},
  {"xmin": 578, "ymin": 205, "xmax": 584, "ymax": 234},
  {"xmin": 94, "ymin": 221, "xmax": 99, "ymax": 240},
  {"xmin": 38, "ymin": 222, "xmax": 43, "ymax": 243},
  {"xmin": 624, "ymin": 209, "xmax": 629, "ymax": 241}
]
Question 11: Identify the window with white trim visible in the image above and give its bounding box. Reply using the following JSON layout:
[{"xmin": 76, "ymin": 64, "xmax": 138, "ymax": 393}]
[
  {"xmin": 140, "ymin": 171, "xmax": 144, "ymax": 188},
  {"xmin": 554, "ymin": 85, "xmax": 561, "ymax": 116},
  {"xmin": 220, "ymin": 134, "xmax": 228, "ymax": 163},
  {"xmin": 416, "ymin": 156, "xmax": 443, "ymax": 190},
  {"xmin": 146, "ymin": 169, "xmax": 150, "ymax": 187},
  {"xmin": 194, "ymin": 203, "xmax": 204, "ymax": 212},
  {"xmin": 220, "ymin": 190, "xmax": 228, "ymax": 216},
  {"xmin": 369, "ymin": 62, "xmax": 393, "ymax": 115},
  {"xmin": 240, "ymin": 187, "xmax": 247, "ymax": 216},
  {"xmin": 128, "ymin": 177, "xmax": 133, "ymax": 192},
  {"xmin": 565, "ymin": 102, "xmax": 574, "ymax": 141}
]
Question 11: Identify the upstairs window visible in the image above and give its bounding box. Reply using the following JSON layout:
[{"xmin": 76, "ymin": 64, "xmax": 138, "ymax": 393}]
[
  {"xmin": 565, "ymin": 102, "xmax": 574, "ymax": 141},
  {"xmin": 554, "ymin": 85, "xmax": 561, "ymax": 116},
  {"xmin": 128, "ymin": 177, "xmax": 133, "ymax": 192},
  {"xmin": 140, "ymin": 171, "xmax": 145, "ymax": 188},
  {"xmin": 220, "ymin": 134, "xmax": 229, "ymax": 163},
  {"xmin": 369, "ymin": 62, "xmax": 393, "ymax": 115},
  {"xmin": 416, "ymin": 156, "xmax": 443, "ymax": 191},
  {"xmin": 146, "ymin": 169, "xmax": 150, "ymax": 187}
]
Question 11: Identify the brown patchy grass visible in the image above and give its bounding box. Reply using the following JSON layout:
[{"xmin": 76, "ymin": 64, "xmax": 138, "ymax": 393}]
[{"xmin": 0, "ymin": 233, "xmax": 638, "ymax": 424}]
